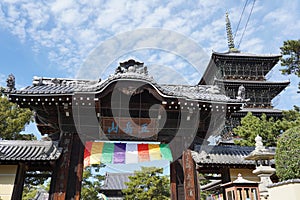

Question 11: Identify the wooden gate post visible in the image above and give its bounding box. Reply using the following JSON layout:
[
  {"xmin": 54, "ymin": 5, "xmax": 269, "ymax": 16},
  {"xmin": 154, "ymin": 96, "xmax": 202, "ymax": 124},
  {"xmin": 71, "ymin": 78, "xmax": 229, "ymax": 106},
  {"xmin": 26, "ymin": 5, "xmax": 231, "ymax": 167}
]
[{"xmin": 49, "ymin": 132, "xmax": 84, "ymax": 200}]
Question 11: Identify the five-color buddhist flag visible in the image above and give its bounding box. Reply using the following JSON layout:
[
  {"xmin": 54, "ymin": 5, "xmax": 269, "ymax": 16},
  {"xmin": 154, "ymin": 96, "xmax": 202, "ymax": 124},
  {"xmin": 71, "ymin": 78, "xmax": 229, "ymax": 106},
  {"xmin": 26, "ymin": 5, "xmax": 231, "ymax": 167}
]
[
  {"xmin": 125, "ymin": 143, "xmax": 138, "ymax": 164},
  {"xmin": 83, "ymin": 142, "xmax": 173, "ymax": 167}
]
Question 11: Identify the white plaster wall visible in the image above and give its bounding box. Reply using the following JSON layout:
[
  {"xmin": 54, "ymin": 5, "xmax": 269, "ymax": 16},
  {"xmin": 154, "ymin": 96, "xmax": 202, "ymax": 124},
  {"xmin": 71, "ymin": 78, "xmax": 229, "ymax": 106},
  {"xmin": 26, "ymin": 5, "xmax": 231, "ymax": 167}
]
[
  {"xmin": 269, "ymin": 182, "xmax": 300, "ymax": 200},
  {"xmin": 0, "ymin": 165, "xmax": 17, "ymax": 200}
]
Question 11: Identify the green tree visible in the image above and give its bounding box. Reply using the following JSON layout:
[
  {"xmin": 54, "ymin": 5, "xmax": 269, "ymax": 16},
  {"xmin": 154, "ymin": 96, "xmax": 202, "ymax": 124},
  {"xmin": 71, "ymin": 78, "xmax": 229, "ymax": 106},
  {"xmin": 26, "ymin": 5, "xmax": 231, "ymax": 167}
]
[
  {"xmin": 22, "ymin": 178, "xmax": 50, "ymax": 200},
  {"xmin": 0, "ymin": 88, "xmax": 34, "ymax": 140},
  {"xmin": 233, "ymin": 112, "xmax": 281, "ymax": 146},
  {"xmin": 278, "ymin": 106, "xmax": 300, "ymax": 130},
  {"xmin": 280, "ymin": 39, "xmax": 300, "ymax": 89},
  {"xmin": 275, "ymin": 126, "xmax": 300, "ymax": 181},
  {"xmin": 234, "ymin": 107, "xmax": 300, "ymax": 147},
  {"xmin": 81, "ymin": 165, "xmax": 105, "ymax": 200},
  {"xmin": 123, "ymin": 167, "xmax": 170, "ymax": 200}
]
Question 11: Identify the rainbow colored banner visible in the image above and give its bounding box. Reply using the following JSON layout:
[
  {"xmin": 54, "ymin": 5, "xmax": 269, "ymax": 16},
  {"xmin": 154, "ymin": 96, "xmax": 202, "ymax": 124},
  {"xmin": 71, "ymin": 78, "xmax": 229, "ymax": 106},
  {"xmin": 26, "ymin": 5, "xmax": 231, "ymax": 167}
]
[{"xmin": 84, "ymin": 142, "xmax": 173, "ymax": 167}]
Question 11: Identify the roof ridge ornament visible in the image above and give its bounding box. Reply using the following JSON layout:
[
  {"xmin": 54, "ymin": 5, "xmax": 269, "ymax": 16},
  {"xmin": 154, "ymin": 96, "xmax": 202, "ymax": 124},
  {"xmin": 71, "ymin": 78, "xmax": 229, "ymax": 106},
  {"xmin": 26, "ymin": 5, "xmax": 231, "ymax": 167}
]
[
  {"xmin": 6, "ymin": 73, "xmax": 15, "ymax": 91},
  {"xmin": 114, "ymin": 59, "xmax": 148, "ymax": 76},
  {"xmin": 225, "ymin": 12, "xmax": 239, "ymax": 53}
]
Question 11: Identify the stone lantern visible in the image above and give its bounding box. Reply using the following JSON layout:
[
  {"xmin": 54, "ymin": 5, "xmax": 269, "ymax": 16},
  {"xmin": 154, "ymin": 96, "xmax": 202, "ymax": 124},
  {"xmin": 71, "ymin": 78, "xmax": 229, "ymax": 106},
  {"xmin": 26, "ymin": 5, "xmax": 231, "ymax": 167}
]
[{"xmin": 245, "ymin": 135, "xmax": 275, "ymax": 200}]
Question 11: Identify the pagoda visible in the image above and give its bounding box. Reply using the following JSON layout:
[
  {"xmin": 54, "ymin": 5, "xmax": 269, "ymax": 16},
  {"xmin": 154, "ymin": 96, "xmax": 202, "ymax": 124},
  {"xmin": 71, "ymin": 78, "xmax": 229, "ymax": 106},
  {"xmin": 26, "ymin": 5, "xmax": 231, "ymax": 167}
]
[{"xmin": 199, "ymin": 13, "xmax": 290, "ymax": 139}]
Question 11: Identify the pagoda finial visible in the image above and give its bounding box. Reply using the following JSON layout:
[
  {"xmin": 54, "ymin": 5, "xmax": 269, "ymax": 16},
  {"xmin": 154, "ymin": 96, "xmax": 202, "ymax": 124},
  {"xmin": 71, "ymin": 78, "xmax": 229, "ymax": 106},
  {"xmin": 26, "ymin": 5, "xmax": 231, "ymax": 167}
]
[{"xmin": 225, "ymin": 12, "xmax": 236, "ymax": 51}]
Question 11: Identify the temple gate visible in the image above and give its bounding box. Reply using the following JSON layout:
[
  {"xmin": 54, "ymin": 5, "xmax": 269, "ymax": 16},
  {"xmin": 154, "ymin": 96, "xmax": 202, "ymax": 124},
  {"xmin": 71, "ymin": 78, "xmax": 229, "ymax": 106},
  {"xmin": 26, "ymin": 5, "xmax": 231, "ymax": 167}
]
[{"xmin": 5, "ymin": 59, "xmax": 242, "ymax": 199}]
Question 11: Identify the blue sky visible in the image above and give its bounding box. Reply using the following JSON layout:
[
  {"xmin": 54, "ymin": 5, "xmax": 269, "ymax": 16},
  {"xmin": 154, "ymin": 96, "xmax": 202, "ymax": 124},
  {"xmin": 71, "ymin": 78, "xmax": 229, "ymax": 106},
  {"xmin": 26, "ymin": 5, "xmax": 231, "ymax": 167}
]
[{"xmin": 1, "ymin": 0, "xmax": 300, "ymax": 173}]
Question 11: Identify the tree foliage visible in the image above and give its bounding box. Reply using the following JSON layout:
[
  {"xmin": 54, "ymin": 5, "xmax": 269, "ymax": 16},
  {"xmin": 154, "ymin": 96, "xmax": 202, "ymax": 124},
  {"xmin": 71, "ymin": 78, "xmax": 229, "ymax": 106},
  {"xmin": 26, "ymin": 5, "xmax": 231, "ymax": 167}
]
[
  {"xmin": 280, "ymin": 39, "xmax": 300, "ymax": 76},
  {"xmin": 122, "ymin": 167, "xmax": 170, "ymax": 200},
  {"xmin": 275, "ymin": 126, "xmax": 300, "ymax": 181},
  {"xmin": 234, "ymin": 107, "xmax": 300, "ymax": 146},
  {"xmin": 280, "ymin": 39, "xmax": 300, "ymax": 89},
  {"xmin": 233, "ymin": 113, "xmax": 280, "ymax": 146},
  {"xmin": 22, "ymin": 178, "xmax": 50, "ymax": 200},
  {"xmin": 0, "ymin": 88, "xmax": 34, "ymax": 140},
  {"xmin": 81, "ymin": 165, "xmax": 105, "ymax": 200}
]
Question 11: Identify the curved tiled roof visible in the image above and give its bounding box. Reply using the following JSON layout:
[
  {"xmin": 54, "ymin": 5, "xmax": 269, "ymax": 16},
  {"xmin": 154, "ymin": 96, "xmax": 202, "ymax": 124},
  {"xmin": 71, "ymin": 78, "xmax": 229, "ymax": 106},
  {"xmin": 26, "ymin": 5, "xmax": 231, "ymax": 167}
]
[
  {"xmin": 6, "ymin": 62, "xmax": 243, "ymax": 104},
  {"xmin": 192, "ymin": 145, "xmax": 256, "ymax": 165},
  {"xmin": 0, "ymin": 140, "xmax": 62, "ymax": 161}
]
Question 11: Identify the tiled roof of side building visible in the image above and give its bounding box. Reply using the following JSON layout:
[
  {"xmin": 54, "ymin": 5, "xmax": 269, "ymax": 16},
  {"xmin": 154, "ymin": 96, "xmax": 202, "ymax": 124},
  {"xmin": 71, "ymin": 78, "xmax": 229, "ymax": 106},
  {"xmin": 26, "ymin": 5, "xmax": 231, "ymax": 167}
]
[
  {"xmin": 192, "ymin": 145, "xmax": 256, "ymax": 165},
  {"xmin": 100, "ymin": 172, "xmax": 134, "ymax": 190},
  {"xmin": 0, "ymin": 140, "xmax": 62, "ymax": 161}
]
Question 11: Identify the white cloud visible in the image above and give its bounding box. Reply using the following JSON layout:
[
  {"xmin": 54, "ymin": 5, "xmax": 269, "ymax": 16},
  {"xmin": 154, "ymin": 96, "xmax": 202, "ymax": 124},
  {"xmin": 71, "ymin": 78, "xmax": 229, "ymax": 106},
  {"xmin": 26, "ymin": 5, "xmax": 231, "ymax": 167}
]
[
  {"xmin": 0, "ymin": 73, "xmax": 6, "ymax": 87},
  {"xmin": 0, "ymin": 0, "xmax": 299, "ymax": 94},
  {"xmin": 50, "ymin": 0, "xmax": 74, "ymax": 14},
  {"xmin": 0, "ymin": 0, "xmax": 238, "ymax": 76}
]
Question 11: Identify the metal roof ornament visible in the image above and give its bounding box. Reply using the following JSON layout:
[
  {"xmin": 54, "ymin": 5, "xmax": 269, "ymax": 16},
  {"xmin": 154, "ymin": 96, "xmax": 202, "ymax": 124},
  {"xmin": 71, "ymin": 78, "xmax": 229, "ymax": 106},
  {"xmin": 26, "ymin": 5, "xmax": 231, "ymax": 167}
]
[{"xmin": 225, "ymin": 12, "xmax": 239, "ymax": 53}]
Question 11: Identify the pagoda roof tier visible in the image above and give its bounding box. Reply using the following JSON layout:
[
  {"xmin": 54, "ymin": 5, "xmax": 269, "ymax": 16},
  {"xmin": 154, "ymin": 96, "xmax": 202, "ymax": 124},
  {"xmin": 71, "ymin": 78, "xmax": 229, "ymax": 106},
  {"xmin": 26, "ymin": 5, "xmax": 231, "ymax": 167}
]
[
  {"xmin": 231, "ymin": 107, "xmax": 283, "ymax": 117},
  {"xmin": 215, "ymin": 79, "xmax": 290, "ymax": 89},
  {"xmin": 6, "ymin": 62, "xmax": 243, "ymax": 105},
  {"xmin": 212, "ymin": 51, "xmax": 281, "ymax": 59},
  {"xmin": 199, "ymin": 51, "xmax": 282, "ymax": 85}
]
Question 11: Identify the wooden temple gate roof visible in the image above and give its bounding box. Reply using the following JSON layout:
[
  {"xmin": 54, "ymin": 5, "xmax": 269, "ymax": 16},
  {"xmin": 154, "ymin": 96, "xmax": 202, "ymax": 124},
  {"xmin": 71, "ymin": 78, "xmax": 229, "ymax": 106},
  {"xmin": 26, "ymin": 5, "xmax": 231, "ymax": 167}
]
[{"xmin": 6, "ymin": 61, "xmax": 243, "ymax": 105}]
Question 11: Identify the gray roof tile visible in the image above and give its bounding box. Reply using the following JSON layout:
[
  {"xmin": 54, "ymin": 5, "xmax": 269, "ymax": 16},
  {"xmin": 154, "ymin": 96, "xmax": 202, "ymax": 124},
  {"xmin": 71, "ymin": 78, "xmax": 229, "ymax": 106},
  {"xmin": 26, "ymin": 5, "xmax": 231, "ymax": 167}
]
[
  {"xmin": 8, "ymin": 76, "xmax": 241, "ymax": 103},
  {"xmin": 0, "ymin": 140, "xmax": 62, "ymax": 161},
  {"xmin": 192, "ymin": 145, "xmax": 256, "ymax": 165},
  {"xmin": 101, "ymin": 172, "xmax": 134, "ymax": 190},
  {"xmin": 6, "ymin": 61, "xmax": 244, "ymax": 104}
]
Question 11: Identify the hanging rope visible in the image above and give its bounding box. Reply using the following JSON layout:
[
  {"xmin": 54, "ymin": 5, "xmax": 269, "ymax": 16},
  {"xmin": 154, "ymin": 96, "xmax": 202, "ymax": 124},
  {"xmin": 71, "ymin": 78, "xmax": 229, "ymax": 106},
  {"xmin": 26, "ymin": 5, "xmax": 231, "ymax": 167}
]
[
  {"xmin": 237, "ymin": 0, "xmax": 256, "ymax": 49},
  {"xmin": 234, "ymin": 0, "xmax": 249, "ymax": 40}
]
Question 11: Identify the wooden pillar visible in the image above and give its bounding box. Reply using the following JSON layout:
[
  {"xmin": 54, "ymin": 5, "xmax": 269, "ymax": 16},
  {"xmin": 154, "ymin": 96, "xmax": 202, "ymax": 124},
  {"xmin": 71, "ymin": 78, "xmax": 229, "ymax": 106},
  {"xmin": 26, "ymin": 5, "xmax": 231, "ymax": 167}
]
[
  {"xmin": 49, "ymin": 132, "xmax": 73, "ymax": 200},
  {"xmin": 221, "ymin": 166, "xmax": 231, "ymax": 198},
  {"xmin": 170, "ymin": 159, "xmax": 185, "ymax": 200},
  {"xmin": 11, "ymin": 163, "xmax": 26, "ymax": 200},
  {"xmin": 49, "ymin": 132, "xmax": 83, "ymax": 200},
  {"xmin": 170, "ymin": 161, "xmax": 178, "ymax": 200},
  {"xmin": 182, "ymin": 149, "xmax": 199, "ymax": 200},
  {"xmin": 66, "ymin": 133, "xmax": 84, "ymax": 200}
]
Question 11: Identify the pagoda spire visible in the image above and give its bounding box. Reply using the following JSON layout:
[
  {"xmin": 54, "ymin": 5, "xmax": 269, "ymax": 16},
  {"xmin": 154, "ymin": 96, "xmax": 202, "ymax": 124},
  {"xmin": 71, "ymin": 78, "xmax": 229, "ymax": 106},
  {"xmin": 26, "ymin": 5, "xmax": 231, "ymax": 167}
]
[{"xmin": 225, "ymin": 12, "xmax": 237, "ymax": 52}]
